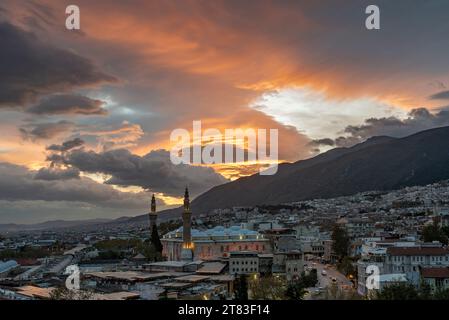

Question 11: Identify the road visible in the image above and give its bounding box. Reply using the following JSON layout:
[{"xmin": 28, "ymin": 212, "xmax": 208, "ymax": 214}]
[
  {"xmin": 306, "ymin": 261, "xmax": 352, "ymax": 288},
  {"xmin": 303, "ymin": 261, "xmax": 353, "ymax": 299}
]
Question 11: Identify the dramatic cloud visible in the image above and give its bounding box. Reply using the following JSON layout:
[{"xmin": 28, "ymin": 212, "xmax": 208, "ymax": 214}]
[
  {"xmin": 0, "ymin": 22, "xmax": 116, "ymax": 108},
  {"xmin": 20, "ymin": 120, "xmax": 75, "ymax": 140},
  {"xmin": 27, "ymin": 94, "xmax": 107, "ymax": 115},
  {"xmin": 308, "ymin": 138, "xmax": 335, "ymax": 147},
  {"xmin": 318, "ymin": 108, "xmax": 449, "ymax": 148},
  {"xmin": 0, "ymin": 162, "xmax": 148, "ymax": 208},
  {"xmin": 34, "ymin": 167, "xmax": 80, "ymax": 181},
  {"xmin": 79, "ymin": 121, "xmax": 145, "ymax": 151},
  {"xmin": 429, "ymin": 90, "xmax": 449, "ymax": 101},
  {"xmin": 60, "ymin": 148, "xmax": 228, "ymax": 197},
  {"xmin": 47, "ymin": 138, "xmax": 85, "ymax": 152}
]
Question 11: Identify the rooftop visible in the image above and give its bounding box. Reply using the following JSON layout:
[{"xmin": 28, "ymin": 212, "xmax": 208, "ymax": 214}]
[
  {"xmin": 387, "ymin": 247, "xmax": 449, "ymax": 256},
  {"xmin": 421, "ymin": 267, "xmax": 449, "ymax": 278}
]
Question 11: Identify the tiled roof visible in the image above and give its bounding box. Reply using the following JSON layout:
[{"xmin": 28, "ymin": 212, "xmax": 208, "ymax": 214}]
[
  {"xmin": 387, "ymin": 247, "xmax": 449, "ymax": 256},
  {"xmin": 421, "ymin": 267, "xmax": 449, "ymax": 278}
]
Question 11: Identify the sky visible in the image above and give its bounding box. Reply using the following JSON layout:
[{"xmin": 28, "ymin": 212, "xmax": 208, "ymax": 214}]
[{"xmin": 1, "ymin": 0, "xmax": 449, "ymax": 223}]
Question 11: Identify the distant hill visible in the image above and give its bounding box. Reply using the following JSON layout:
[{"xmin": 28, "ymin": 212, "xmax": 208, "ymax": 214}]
[{"xmin": 0, "ymin": 218, "xmax": 112, "ymax": 233}]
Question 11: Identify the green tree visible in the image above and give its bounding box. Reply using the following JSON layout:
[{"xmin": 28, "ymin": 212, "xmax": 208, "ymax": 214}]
[
  {"xmin": 49, "ymin": 287, "xmax": 94, "ymax": 300},
  {"xmin": 375, "ymin": 283, "xmax": 420, "ymax": 300},
  {"xmin": 150, "ymin": 224, "xmax": 163, "ymax": 254},
  {"xmin": 418, "ymin": 281, "xmax": 433, "ymax": 300},
  {"xmin": 331, "ymin": 224, "xmax": 350, "ymax": 260},
  {"xmin": 433, "ymin": 288, "xmax": 449, "ymax": 300},
  {"xmin": 234, "ymin": 274, "xmax": 248, "ymax": 300},
  {"xmin": 338, "ymin": 256, "xmax": 356, "ymax": 277},
  {"xmin": 422, "ymin": 221, "xmax": 448, "ymax": 245},
  {"xmin": 249, "ymin": 276, "xmax": 286, "ymax": 300},
  {"xmin": 285, "ymin": 280, "xmax": 307, "ymax": 300}
]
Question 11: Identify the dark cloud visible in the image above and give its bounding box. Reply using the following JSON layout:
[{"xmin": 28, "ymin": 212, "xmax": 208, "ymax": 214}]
[
  {"xmin": 27, "ymin": 94, "xmax": 107, "ymax": 115},
  {"xmin": 308, "ymin": 138, "xmax": 335, "ymax": 147},
  {"xmin": 20, "ymin": 120, "xmax": 74, "ymax": 140},
  {"xmin": 61, "ymin": 148, "xmax": 228, "ymax": 197},
  {"xmin": 0, "ymin": 162, "xmax": 148, "ymax": 209},
  {"xmin": 0, "ymin": 22, "xmax": 116, "ymax": 108},
  {"xmin": 47, "ymin": 138, "xmax": 85, "ymax": 152},
  {"xmin": 34, "ymin": 167, "xmax": 80, "ymax": 181},
  {"xmin": 325, "ymin": 107, "xmax": 449, "ymax": 148},
  {"xmin": 429, "ymin": 90, "xmax": 449, "ymax": 100}
]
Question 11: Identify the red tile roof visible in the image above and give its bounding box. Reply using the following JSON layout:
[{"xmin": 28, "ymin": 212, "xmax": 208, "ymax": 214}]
[
  {"xmin": 387, "ymin": 247, "xmax": 449, "ymax": 256},
  {"xmin": 421, "ymin": 267, "xmax": 449, "ymax": 278}
]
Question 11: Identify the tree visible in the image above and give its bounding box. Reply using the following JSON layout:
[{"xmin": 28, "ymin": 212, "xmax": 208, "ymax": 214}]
[
  {"xmin": 338, "ymin": 256, "xmax": 356, "ymax": 277},
  {"xmin": 433, "ymin": 288, "xmax": 449, "ymax": 300},
  {"xmin": 418, "ymin": 281, "xmax": 432, "ymax": 300},
  {"xmin": 331, "ymin": 224, "xmax": 350, "ymax": 260},
  {"xmin": 150, "ymin": 224, "xmax": 163, "ymax": 254},
  {"xmin": 300, "ymin": 269, "xmax": 318, "ymax": 287},
  {"xmin": 249, "ymin": 276, "xmax": 286, "ymax": 300},
  {"xmin": 49, "ymin": 287, "xmax": 94, "ymax": 300},
  {"xmin": 375, "ymin": 283, "xmax": 419, "ymax": 300},
  {"xmin": 285, "ymin": 280, "xmax": 307, "ymax": 300},
  {"xmin": 234, "ymin": 274, "xmax": 248, "ymax": 300},
  {"xmin": 421, "ymin": 221, "xmax": 448, "ymax": 245}
]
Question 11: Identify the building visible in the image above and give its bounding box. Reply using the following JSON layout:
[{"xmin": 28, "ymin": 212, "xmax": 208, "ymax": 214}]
[
  {"xmin": 323, "ymin": 240, "xmax": 337, "ymax": 263},
  {"xmin": 385, "ymin": 246, "xmax": 449, "ymax": 285},
  {"xmin": 258, "ymin": 254, "xmax": 273, "ymax": 276},
  {"xmin": 377, "ymin": 274, "xmax": 408, "ymax": 292},
  {"xmin": 285, "ymin": 251, "xmax": 304, "ymax": 281},
  {"xmin": 162, "ymin": 225, "xmax": 270, "ymax": 261},
  {"xmin": 229, "ymin": 251, "xmax": 259, "ymax": 275},
  {"xmin": 0, "ymin": 260, "xmax": 19, "ymax": 277},
  {"xmin": 420, "ymin": 267, "xmax": 449, "ymax": 292}
]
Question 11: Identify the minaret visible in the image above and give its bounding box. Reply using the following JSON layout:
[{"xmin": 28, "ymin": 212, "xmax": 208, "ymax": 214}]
[
  {"xmin": 181, "ymin": 187, "xmax": 194, "ymax": 261},
  {"xmin": 149, "ymin": 194, "xmax": 157, "ymax": 235}
]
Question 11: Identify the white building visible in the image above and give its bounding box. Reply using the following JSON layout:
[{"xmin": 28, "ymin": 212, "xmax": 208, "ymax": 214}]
[
  {"xmin": 385, "ymin": 246, "xmax": 449, "ymax": 285},
  {"xmin": 229, "ymin": 251, "xmax": 259, "ymax": 275}
]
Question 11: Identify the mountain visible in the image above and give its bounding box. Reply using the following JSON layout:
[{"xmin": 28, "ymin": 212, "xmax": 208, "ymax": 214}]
[
  {"xmin": 0, "ymin": 218, "xmax": 113, "ymax": 233},
  {"xmin": 184, "ymin": 126, "xmax": 449, "ymax": 213}
]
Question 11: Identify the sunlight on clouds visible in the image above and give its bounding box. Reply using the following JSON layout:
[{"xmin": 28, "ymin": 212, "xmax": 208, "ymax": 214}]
[{"xmin": 251, "ymin": 87, "xmax": 408, "ymax": 140}]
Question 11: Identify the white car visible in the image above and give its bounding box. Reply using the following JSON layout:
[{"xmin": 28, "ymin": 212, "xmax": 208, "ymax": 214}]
[{"xmin": 321, "ymin": 270, "xmax": 327, "ymax": 276}]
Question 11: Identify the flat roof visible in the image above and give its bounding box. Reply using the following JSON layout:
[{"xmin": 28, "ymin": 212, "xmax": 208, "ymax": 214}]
[
  {"xmin": 16, "ymin": 285, "xmax": 55, "ymax": 299},
  {"xmin": 196, "ymin": 262, "xmax": 226, "ymax": 274},
  {"xmin": 174, "ymin": 275, "xmax": 210, "ymax": 283},
  {"xmin": 160, "ymin": 282, "xmax": 192, "ymax": 289},
  {"xmin": 95, "ymin": 291, "xmax": 140, "ymax": 300},
  {"xmin": 85, "ymin": 271, "xmax": 167, "ymax": 282}
]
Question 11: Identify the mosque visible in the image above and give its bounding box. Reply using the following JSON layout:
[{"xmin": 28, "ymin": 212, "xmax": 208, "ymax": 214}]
[{"xmin": 157, "ymin": 188, "xmax": 271, "ymax": 261}]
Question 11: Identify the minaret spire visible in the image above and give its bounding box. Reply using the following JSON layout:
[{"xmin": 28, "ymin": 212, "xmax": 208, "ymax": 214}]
[
  {"xmin": 184, "ymin": 186, "xmax": 190, "ymax": 212},
  {"xmin": 151, "ymin": 194, "xmax": 156, "ymax": 213},
  {"xmin": 181, "ymin": 186, "xmax": 193, "ymax": 261},
  {"xmin": 149, "ymin": 194, "xmax": 157, "ymax": 236}
]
